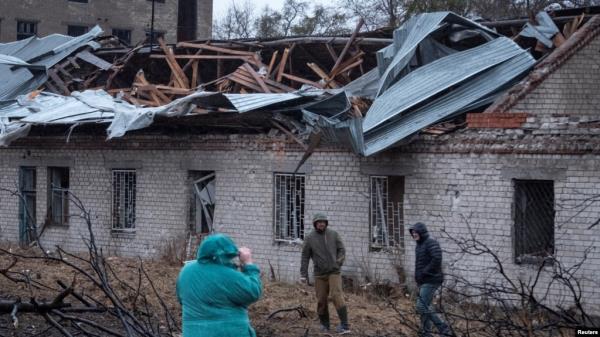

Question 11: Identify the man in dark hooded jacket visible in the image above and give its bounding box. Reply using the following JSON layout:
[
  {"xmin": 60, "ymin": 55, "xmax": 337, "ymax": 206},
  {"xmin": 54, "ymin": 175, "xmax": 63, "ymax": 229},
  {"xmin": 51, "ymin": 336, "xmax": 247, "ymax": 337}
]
[
  {"xmin": 300, "ymin": 213, "xmax": 350, "ymax": 334},
  {"xmin": 409, "ymin": 222, "xmax": 453, "ymax": 337}
]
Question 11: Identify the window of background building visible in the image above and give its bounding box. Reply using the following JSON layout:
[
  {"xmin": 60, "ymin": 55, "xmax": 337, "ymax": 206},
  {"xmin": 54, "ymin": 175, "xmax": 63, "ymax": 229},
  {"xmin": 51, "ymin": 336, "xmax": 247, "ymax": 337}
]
[
  {"xmin": 67, "ymin": 25, "xmax": 88, "ymax": 37},
  {"xmin": 68, "ymin": 0, "xmax": 89, "ymax": 3},
  {"xmin": 513, "ymin": 179, "xmax": 555, "ymax": 264},
  {"xmin": 17, "ymin": 21, "xmax": 37, "ymax": 40},
  {"xmin": 112, "ymin": 28, "xmax": 132, "ymax": 45},
  {"xmin": 274, "ymin": 173, "xmax": 305, "ymax": 241},
  {"xmin": 112, "ymin": 169, "xmax": 136, "ymax": 231},
  {"xmin": 370, "ymin": 176, "xmax": 405, "ymax": 250}
]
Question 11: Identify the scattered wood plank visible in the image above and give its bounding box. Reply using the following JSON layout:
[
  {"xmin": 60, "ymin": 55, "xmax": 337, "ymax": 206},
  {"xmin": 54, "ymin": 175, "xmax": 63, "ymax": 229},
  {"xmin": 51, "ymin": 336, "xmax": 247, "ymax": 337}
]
[
  {"xmin": 176, "ymin": 42, "xmax": 257, "ymax": 56},
  {"xmin": 329, "ymin": 18, "xmax": 364, "ymax": 77},
  {"xmin": 48, "ymin": 70, "xmax": 71, "ymax": 95},
  {"xmin": 134, "ymin": 70, "xmax": 168, "ymax": 105},
  {"xmin": 267, "ymin": 50, "xmax": 279, "ymax": 77},
  {"xmin": 242, "ymin": 63, "xmax": 271, "ymax": 93},
  {"xmin": 276, "ymin": 48, "xmax": 290, "ymax": 82},
  {"xmin": 229, "ymin": 73, "xmax": 266, "ymax": 92},
  {"xmin": 191, "ymin": 60, "xmax": 199, "ymax": 88},
  {"xmin": 280, "ymin": 73, "xmax": 323, "ymax": 89},
  {"xmin": 307, "ymin": 62, "xmax": 339, "ymax": 88},
  {"xmin": 325, "ymin": 43, "xmax": 339, "ymax": 63},
  {"xmin": 158, "ymin": 37, "xmax": 190, "ymax": 89},
  {"xmin": 271, "ymin": 120, "xmax": 308, "ymax": 151}
]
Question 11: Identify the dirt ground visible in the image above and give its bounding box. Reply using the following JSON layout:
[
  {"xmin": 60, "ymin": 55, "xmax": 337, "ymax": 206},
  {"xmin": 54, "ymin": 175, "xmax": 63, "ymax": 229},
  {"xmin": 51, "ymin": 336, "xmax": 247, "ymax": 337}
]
[{"xmin": 0, "ymin": 246, "xmax": 414, "ymax": 337}]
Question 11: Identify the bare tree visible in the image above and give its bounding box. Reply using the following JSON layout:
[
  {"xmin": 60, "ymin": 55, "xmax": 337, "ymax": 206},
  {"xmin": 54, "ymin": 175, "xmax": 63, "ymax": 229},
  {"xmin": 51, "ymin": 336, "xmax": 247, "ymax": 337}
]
[
  {"xmin": 255, "ymin": 6, "xmax": 284, "ymax": 39},
  {"xmin": 291, "ymin": 5, "xmax": 352, "ymax": 36},
  {"xmin": 342, "ymin": 0, "xmax": 404, "ymax": 30},
  {"xmin": 280, "ymin": 0, "xmax": 310, "ymax": 37},
  {"xmin": 386, "ymin": 211, "xmax": 599, "ymax": 337},
  {"xmin": 213, "ymin": 0, "xmax": 256, "ymax": 39}
]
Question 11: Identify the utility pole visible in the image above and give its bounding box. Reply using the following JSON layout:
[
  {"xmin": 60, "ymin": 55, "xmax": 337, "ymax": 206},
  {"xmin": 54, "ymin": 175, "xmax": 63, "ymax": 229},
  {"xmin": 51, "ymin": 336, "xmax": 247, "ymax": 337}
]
[{"xmin": 150, "ymin": 0, "xmax": 156, "ymax": 51}]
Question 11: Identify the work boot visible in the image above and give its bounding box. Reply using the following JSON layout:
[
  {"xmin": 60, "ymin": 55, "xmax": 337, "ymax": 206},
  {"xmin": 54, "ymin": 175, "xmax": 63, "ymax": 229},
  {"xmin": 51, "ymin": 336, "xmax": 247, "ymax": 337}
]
[
  {"xmin": 335, "ymin": 306, "xmax": 350, "ymax": 334},
  {"xmin": 318, "ymin": 313, "xmax": 330, "ymax": 332}
]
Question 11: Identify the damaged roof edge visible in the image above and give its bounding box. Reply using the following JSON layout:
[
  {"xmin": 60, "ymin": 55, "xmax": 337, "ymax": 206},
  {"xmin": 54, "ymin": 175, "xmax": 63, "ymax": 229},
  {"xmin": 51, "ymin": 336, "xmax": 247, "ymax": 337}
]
[{"xmin": 485, "ymin": 14, "xmax": 600, "ymax": 114}]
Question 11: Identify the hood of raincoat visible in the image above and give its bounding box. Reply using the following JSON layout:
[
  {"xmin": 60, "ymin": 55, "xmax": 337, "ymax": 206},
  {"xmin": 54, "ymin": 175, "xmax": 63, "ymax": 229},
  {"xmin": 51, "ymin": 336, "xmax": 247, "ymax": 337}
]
[{"xmin": 196, "ymin": 233, "xmax": 239, "ymax": 266}]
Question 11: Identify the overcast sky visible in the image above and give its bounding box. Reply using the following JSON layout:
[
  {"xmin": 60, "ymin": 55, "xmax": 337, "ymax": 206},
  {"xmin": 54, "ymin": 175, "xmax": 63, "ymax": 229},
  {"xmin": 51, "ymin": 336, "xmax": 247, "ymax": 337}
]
[{"xmin": 212, "ymin": 0, "xmax": 330, "ymax": 19}]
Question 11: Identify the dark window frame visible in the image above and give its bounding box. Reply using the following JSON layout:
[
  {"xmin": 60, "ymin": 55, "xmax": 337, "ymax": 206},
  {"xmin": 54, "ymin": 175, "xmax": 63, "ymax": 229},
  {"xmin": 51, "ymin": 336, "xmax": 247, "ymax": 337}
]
[
  {"xmin": 188, "ymin": 171, "xmax": 215, "ymax": 236},
  {"xmin": 513, "ymin": 179, "xmax": 555, "ymax": 264},
  {"xmin": 112, "ymin": 169, "xmax": 136, "ymax": 231},
  {"xmin": 112, "ymin": 28, "xmax": 132, "ymax": 45},
  {"xmin": 47, "ymin": 167, "xmax": 70, "ymax": 226},
  {"xmin": 369, "ymin": 175, "xmax": 405, "ymax": 250},
  {"xmin": 273, "ymin": 173, "xmax": 305, "ymax": 241},
  {"xmin": 68, "ymin": 0, "xmax": 89, "ymax": 3},
  {"xmin": 17, "ymin": 20, "xmax": 37, "ymax": 40},
  {"xmin": 67, "ymin": 24, "xmax": 88, "ymax": 37},
  {"xmin": 18, "ymin": 167, "xmax": 37, "ymax": 244}
]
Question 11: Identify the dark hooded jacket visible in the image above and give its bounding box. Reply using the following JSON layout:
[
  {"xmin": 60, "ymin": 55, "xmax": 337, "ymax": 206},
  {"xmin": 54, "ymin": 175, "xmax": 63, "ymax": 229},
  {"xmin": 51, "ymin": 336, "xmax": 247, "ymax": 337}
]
[
  {"xmin": 300, "ymin": 221, "xmax": 345, "ymax": 278},
  {"xmin": 409, "ymin": 222, "xmax": 443, "ymax": 285}
]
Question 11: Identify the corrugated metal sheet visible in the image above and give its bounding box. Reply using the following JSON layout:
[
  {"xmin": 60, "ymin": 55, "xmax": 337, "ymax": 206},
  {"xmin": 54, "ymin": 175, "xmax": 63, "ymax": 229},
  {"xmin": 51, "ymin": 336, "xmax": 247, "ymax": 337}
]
[
  {"xmin": 76, "ymin": 50, "xmax": 113, "ymax": 70},
  {"xmin": 375, "ymin": 12, "xmax": 499, "ymax": 96},
  {"xmin": 0, "ymin": 26, "xmax": 103, "ymax": 103},
  {"xmin": 519, "ymin": 11, "xmax": 560, "ymax": 48},
  {"xmin": 363, "ymin": 51, "xmax": 535, "ymax": 155},
  {"xmin": 223, "ymin": 93, "xmax": 302, "ymax": 112},
  {"xmin": 363, "ymin": 37, "xmax": 527, "ymax": 133},
  {"xmin": 376, "ymin": 12, "xmax": 448, "ymax": 96}
]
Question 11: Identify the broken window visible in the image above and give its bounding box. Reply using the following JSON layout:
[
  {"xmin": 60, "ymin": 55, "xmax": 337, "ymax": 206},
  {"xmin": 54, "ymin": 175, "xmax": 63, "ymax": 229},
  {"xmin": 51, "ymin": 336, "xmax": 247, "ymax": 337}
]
[
  {"xmin": 112, "ymin": 170, "xmax": 136, "ymax": 231},
  {"xmin": 47, "ymin": 167, "xmax": 69, "ymax": 226},
  {"xmin": 17, "ymin": 21, "xmax": 37, "ymax": 40},
  {"xmin": 112, "ymin": 28, "xmax": 132, "ymax": 45},
  {"xmin": 514, "ymin": 180, "xmax": 555, "ymax": 263},
  {"xmin": 188, "ymin": 171, "xmax": 215, "ymax": 235},
  {"xmin": 274, "ymin": 173, "xmax": 305, "ymax": 241},
  {"xmin": 67, "ymin": 25, "xmax": 88, "ymax": 37},
  {"xmin": 18, "ymin": 167, "xmax": 37, "ymax": 245},
  {"xmin": 370, "ymin": 176, "xmax": 405, "ymax": 249}
]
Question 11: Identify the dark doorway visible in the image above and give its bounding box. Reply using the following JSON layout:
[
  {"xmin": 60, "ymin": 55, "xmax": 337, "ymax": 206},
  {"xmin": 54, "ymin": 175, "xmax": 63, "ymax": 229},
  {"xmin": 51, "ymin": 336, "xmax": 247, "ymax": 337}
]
[{"xmin": 177, "ymin": 0, "xmax": 197, "ymax": 42}]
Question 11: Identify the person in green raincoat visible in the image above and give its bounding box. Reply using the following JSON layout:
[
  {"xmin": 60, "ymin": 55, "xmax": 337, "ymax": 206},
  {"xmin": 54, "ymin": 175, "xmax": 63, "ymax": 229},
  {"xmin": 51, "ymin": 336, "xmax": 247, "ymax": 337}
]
[{"xmin": 176, "ymin": 233, "xmax": 262, "ymax": 337}]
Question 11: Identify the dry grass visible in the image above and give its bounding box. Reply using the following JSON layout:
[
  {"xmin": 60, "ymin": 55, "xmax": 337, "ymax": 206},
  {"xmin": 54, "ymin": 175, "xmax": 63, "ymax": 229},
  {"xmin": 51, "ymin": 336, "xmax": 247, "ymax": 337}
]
[{"xmin": 0, "ymin": 244, "xmax": 413, "ymax": 336}]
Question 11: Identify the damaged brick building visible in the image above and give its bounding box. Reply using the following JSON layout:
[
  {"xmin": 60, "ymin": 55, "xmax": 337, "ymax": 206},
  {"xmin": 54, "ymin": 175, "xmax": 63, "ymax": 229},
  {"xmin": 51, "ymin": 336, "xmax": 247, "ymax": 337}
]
[{"xmin": 1, "ymin": 9, "xmax": 599, "ymax": 316}]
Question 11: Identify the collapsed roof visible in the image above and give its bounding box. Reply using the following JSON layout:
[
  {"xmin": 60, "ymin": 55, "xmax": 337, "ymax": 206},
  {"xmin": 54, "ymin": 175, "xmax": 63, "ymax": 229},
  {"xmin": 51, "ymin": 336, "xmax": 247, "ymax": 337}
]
[{"xmin": 0, "ymin": 11, "xmax": 590, "ymax": 155}]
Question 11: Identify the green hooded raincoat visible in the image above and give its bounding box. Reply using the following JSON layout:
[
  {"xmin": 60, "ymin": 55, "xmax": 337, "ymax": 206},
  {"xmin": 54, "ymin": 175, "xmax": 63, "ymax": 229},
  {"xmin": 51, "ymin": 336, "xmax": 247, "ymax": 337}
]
[{"xmin": 176, "ymin": 234, "xmax": 262, "ymax": 337}]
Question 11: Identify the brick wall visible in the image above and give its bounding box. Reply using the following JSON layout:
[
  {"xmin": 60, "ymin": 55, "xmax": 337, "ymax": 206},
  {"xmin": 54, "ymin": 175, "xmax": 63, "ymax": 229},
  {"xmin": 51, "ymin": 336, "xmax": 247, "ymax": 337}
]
[
  {"xmin": 0, "ymin": 0, "xmax": 212, "ymax": 43},
  {"xmin": 1, "ymin": 134, "xmax": 599, "ymax": 314}
]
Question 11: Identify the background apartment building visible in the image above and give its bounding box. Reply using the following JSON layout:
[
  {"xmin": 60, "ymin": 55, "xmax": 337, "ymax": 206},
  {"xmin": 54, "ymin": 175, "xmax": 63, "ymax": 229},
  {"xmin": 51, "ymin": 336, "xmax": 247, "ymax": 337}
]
[{"xmin": 0, "ymin": 0, "xmax": 212, "ymax": 44}]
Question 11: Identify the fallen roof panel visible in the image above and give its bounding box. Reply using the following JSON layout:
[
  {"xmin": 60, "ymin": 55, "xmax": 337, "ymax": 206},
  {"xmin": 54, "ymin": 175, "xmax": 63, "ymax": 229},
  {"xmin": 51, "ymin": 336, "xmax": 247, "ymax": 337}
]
[
  {"xmin": 363, "ymin": 37, "xmax": 527, "ymax": 133},
  {"xmin": 0, "ymin": 26, "xmax": 102, "ymax": 103},
  {"xmin": 364, "ymin": 51, "xmax": 535, "ymax": 156}
]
